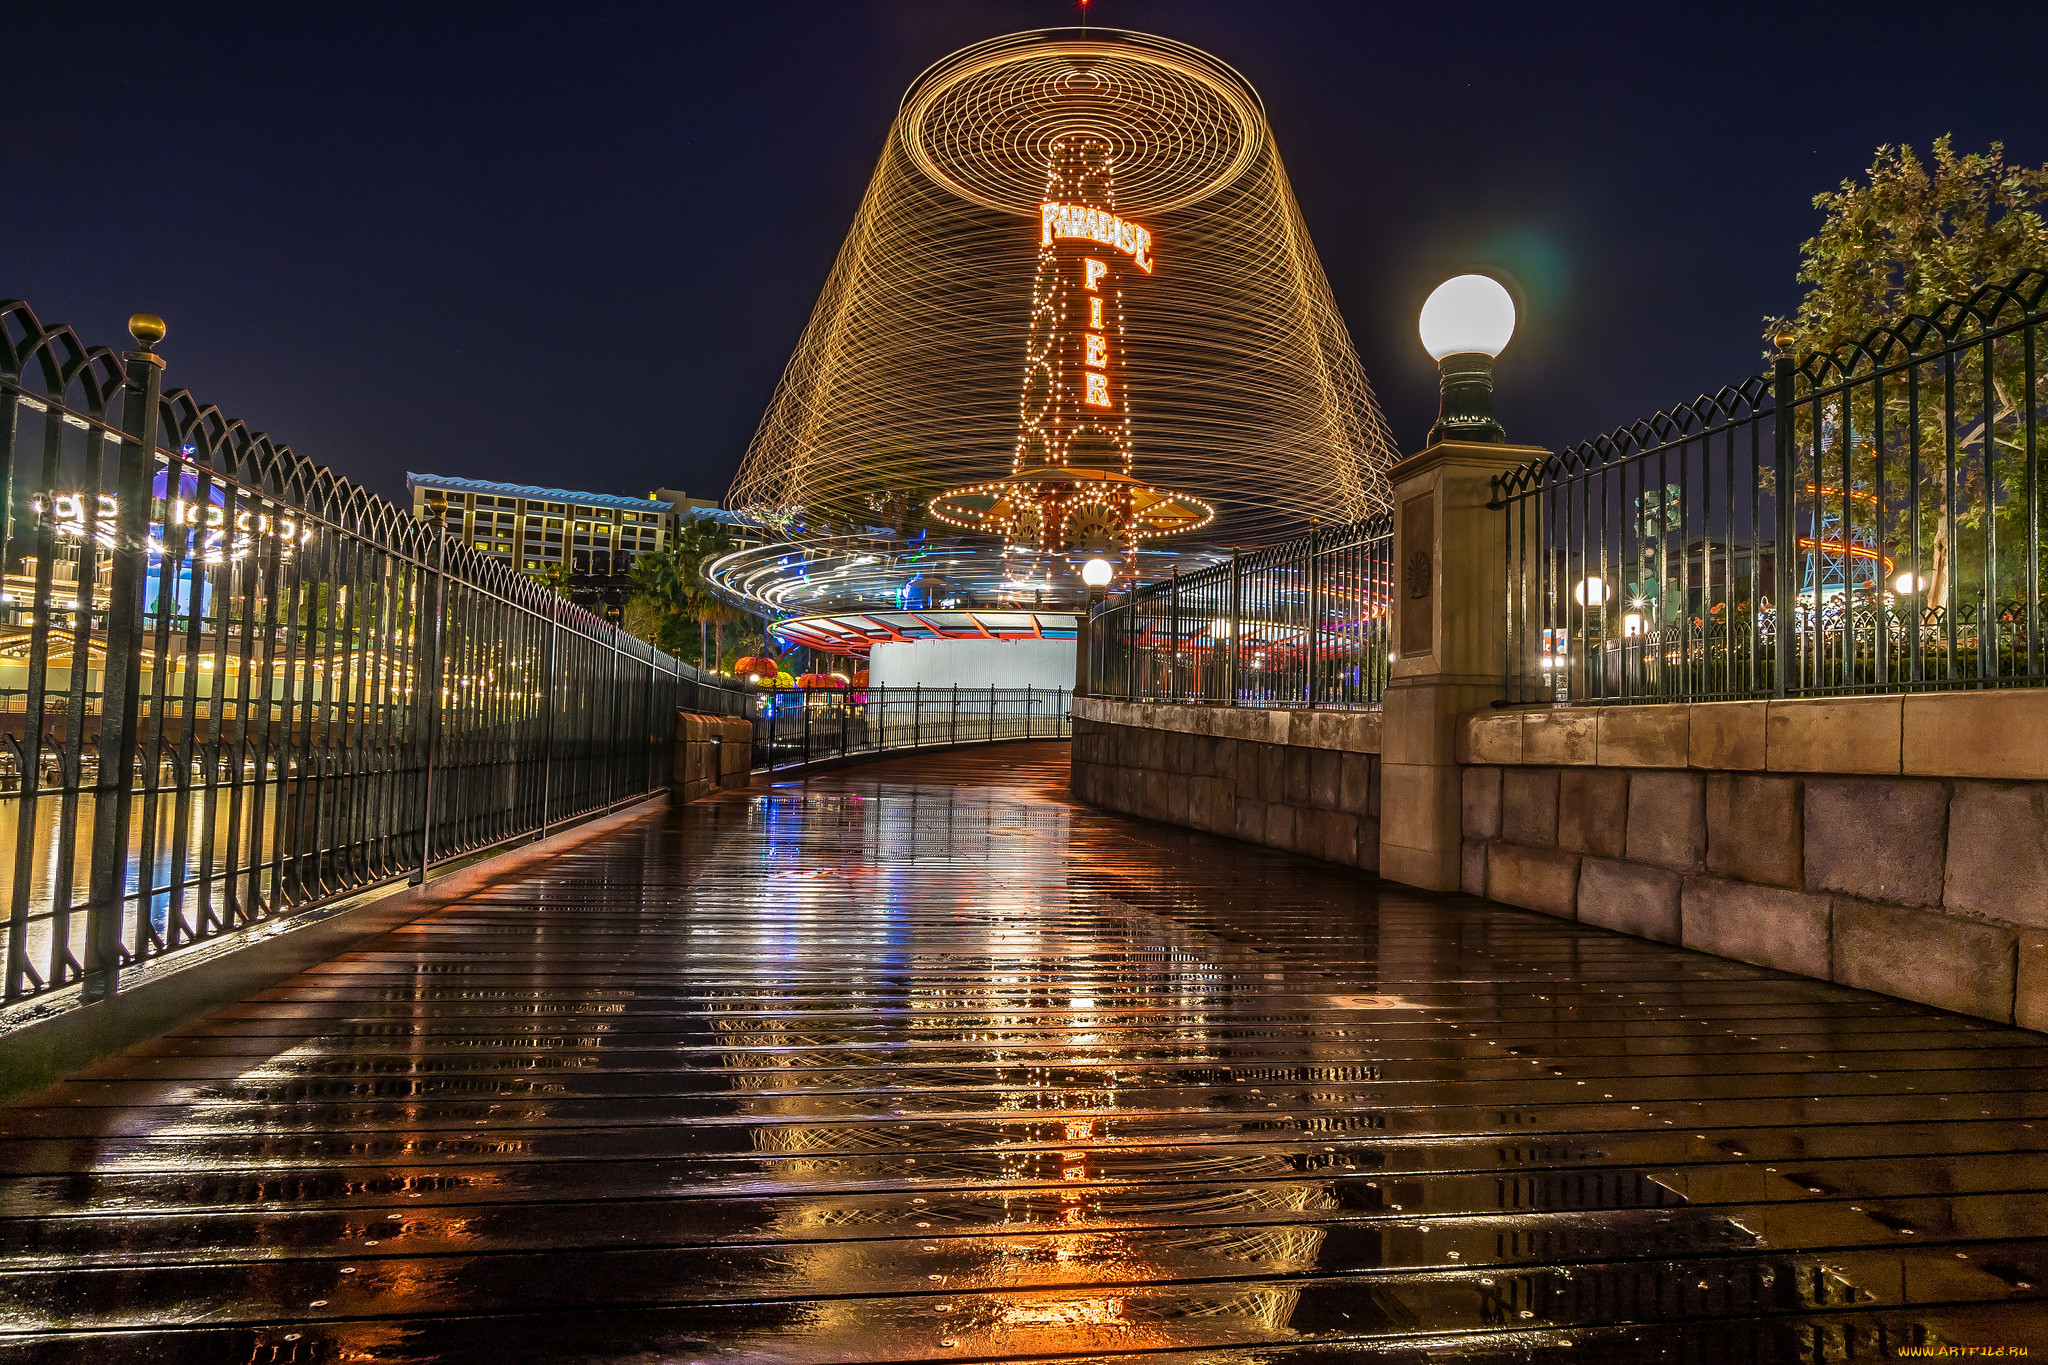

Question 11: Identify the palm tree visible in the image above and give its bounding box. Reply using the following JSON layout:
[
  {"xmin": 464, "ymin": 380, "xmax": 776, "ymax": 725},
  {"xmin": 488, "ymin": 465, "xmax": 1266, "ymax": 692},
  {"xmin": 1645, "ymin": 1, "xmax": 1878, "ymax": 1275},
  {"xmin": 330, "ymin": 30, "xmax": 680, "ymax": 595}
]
[
  {"xmin": 625, "ymin": 543, "xmax": 693, "ymax": 655},
  {"xmin": 670, "ymin": 519, "xmax": 738, "ymax": 667}
]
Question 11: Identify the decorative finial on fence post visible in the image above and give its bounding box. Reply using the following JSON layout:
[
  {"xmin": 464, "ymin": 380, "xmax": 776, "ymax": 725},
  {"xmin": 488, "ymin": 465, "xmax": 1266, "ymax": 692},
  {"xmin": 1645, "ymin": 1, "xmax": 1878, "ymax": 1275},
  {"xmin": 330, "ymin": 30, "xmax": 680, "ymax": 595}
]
[
  {"xmin": 1772, "ymin": 329, "xmax": 1796, "ymax": 356},
  {"xmin": 127, "ymin": 314, "xmax": 166, "ymax": 350}
]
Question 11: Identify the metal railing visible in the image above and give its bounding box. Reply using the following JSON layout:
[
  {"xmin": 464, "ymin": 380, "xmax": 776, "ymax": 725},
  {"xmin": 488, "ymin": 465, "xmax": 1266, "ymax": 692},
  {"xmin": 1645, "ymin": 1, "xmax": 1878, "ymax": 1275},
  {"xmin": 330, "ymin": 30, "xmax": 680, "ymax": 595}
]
[
  {"xmin": 753, "ymin": 685, "xmax": 1071, "ymax": 769},
  {"xmin": 1087, "ymin": 515, "xmax": 1394, "ymax": 707},
  {"xmin": 0, "ymin": 301, "xmax": 693, "ymax": 1016},
  {"xmin": 1494, "ymin": 270, "xmax": 2048, "ymax": 704}
]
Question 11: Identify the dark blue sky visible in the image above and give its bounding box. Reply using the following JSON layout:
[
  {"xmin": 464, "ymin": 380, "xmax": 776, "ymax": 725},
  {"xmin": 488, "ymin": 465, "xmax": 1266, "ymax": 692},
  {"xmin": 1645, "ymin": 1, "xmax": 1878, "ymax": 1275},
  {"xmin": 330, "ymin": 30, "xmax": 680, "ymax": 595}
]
[{"xmin": 7, "ymin": 1, "xmax": 2044, "ymax": 509}]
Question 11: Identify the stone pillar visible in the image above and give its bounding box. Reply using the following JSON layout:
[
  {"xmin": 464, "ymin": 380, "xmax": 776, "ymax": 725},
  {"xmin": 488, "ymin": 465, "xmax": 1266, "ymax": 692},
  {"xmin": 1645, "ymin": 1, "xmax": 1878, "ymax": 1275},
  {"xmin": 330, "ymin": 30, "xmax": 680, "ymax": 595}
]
[{"xmin": 1378, "ymin": 440, "xmax": 1549, "ymax": 890}]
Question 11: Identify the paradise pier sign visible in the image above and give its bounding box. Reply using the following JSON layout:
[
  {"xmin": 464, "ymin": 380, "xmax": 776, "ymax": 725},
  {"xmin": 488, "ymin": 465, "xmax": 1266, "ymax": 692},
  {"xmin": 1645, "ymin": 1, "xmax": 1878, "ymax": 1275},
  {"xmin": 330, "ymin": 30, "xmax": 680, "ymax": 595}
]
[{"xmin": 1039, "ymin": 201, "xmax": 1155, "ymax": 273}]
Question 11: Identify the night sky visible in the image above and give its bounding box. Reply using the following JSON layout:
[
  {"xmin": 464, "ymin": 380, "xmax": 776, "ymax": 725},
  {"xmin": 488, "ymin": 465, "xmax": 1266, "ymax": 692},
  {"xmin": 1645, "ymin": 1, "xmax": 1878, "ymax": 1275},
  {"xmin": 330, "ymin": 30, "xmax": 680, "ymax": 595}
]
[{"xmin": 8, "ymin": 1, "xmax": 2044, "ymax": 513}]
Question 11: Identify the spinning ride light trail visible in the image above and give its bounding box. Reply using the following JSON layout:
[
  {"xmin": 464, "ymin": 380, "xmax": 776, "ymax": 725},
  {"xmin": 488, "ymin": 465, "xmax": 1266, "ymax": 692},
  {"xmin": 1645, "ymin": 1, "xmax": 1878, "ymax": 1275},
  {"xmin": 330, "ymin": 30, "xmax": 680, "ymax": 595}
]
[{"xmin": 719, "ymin": 28, "xmax": 1396, "ymax": 632}]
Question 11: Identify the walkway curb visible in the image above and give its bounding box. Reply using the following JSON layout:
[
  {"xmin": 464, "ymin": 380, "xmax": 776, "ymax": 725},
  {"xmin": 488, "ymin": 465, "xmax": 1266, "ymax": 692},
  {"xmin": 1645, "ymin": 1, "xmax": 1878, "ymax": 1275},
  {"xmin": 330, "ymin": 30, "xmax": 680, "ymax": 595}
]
[
  {"xmin": 0, "ymin": 794, "xmax": 671, "ymax": 1107},
  {"xmin": 755, "ymin": 734, "xmax": 1071, "ymax": 781}
]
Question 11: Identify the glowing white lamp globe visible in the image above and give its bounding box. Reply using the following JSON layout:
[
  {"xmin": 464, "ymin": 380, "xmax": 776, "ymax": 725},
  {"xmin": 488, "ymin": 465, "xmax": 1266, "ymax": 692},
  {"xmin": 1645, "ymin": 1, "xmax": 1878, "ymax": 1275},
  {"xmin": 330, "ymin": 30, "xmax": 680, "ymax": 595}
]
[
  {"xmin": 1421, "ymin": 274, "xmax": 1516, "ymax": 445},
  {"xmin": 1081, "ymin": 557, "xmax": 1114, "ymax": 588},
  {"xmin": 1418, "ymin": 275, "xmax": 1516, "ymax": 360}
]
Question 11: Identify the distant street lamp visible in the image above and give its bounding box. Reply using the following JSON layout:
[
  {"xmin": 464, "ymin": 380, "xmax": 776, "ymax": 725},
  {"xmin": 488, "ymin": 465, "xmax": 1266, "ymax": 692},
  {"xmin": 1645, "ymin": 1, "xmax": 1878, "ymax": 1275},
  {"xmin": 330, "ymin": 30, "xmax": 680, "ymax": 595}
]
[
  {"xmin": 1081, "ymin": 557, "xmax": 1114, "ymax": 589},
  {"xmin": 1420, "ymin": 274, "xmax": 1517, "ymax": 445}
]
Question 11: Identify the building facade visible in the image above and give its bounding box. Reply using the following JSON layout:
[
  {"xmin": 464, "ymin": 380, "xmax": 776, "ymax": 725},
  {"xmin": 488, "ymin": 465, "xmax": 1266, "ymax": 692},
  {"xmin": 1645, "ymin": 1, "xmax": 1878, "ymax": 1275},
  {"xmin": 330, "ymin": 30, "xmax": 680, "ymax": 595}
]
[{"xmin": 405, "ymin": 474, "xmax": 719, "ymax": 576}]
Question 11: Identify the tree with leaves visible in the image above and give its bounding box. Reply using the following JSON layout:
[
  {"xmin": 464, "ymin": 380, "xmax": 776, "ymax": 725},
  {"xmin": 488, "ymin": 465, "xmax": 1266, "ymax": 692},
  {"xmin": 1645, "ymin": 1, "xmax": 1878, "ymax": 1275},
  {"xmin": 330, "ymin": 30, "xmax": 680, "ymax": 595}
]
[
  {"xmin": 1767, "ymin": 136, "xmax": 2048, "ymax": 355},
  {"xmin": 525, "ymin": 561, "xmax": 571, "ymax": 599},
  {"xmin": 1763, "ymin": 136, "xmax": 2048, "ymax": 627},
  {"xmin": 622, "ymin": 517, "xmax": 745, "ymax": 665}
]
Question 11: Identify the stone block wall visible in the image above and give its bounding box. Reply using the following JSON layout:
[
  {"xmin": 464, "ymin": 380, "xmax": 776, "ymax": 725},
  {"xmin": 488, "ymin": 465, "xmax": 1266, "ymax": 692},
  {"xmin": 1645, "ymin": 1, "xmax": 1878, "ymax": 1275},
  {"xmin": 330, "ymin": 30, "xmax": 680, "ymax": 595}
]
[
  {"xmin": 1461, "ymin": 758, "xmax": 2048, "ymax": 1028},
  {"xmin": 674, "ymin": 713, "xmax": 753, "ymax": 803},
  {"xmin": 1071, "ymin": 688, "xmax": 2048, "ymax": 1033},
  {"xmin": 1070, "ymin": 699, "xmax": 1381, "ymax": 872}
]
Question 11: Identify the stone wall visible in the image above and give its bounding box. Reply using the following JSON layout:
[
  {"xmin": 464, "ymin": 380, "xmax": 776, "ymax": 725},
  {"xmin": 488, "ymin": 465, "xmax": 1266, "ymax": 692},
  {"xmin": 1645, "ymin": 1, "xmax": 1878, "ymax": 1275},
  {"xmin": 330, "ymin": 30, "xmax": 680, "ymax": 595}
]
[
  {"xmin": 1458, "ymin": 697, "xmax": 2048, "ymax": 1030},
  {"xmin": 674, "ymin": 713, "xmax": 753, "ymax": 803},
  {"xmin": 1070, "ymin": 698, "xmax": 1381, "ymax": 871},
  {"xmin": 1070, "ymin": 690, "xmax": 2048, "ymax": 1033}
]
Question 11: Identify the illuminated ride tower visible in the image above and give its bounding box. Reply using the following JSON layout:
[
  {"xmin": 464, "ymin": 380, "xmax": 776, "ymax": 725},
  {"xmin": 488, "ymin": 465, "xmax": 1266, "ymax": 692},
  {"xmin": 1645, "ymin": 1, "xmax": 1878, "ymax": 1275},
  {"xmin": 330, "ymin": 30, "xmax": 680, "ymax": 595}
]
[
  {"xmin": 928, "ymin": 137, "xmax": 1211, "ymax": 585},
  {"xmin": 713, "ymin": 28, "xmax": 1397, "ymax": 677}
]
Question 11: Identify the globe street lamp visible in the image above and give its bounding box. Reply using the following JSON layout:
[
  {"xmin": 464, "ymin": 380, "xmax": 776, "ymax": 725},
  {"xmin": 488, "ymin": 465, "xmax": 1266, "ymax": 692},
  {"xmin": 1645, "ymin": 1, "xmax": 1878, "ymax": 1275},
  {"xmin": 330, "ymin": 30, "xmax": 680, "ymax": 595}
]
[
  {"xmin": 1076, "ymin": 557, "xmax": 1115, "ymax": 696},
  {"xmin": 1420, "ymin": 274, "xmax": 1516, "ymax": 445}
]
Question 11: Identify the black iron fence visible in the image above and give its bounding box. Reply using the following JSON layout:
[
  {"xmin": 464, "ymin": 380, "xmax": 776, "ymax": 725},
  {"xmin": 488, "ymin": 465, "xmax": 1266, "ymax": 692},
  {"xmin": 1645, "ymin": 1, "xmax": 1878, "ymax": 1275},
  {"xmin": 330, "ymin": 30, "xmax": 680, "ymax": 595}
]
[
  {"xmin": 1087, "ymin": 516, "xmax": 1394, "ymax": 707},
  {"xmin": 1494, "ymin": 271, "xmax": 2048, "ymax": 704},
  {"xmin": 753, "ymin": 685, "xmax": 1071, "ymax": 768},
  {"xmin": 0, "ymin": 302, "xmax": 693, "ymax": 1015}
]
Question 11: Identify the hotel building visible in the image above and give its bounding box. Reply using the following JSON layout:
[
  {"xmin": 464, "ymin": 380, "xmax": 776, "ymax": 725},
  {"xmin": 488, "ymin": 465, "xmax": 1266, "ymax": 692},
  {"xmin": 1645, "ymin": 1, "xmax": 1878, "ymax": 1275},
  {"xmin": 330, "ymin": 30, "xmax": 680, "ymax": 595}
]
[{"xmin": 405, "ymin": 474, "xmax": 720, "ymax": 576}]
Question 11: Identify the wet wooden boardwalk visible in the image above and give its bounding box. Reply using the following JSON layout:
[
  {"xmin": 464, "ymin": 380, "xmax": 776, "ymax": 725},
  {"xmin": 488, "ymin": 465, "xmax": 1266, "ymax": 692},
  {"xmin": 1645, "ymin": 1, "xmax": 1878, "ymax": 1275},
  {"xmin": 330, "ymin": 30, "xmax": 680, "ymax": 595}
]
[{"xmin": 4, "ymin": 743, "xmax": 2048, "ymax": 1361}]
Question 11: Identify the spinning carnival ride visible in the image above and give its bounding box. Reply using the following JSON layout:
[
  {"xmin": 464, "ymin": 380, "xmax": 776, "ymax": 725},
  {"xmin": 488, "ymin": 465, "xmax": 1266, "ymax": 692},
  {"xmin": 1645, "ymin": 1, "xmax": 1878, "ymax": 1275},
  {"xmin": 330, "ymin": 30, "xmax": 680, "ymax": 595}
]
[{"xmin": 714, "ymin": 28, "xmax": 1398, "ymax": 658}]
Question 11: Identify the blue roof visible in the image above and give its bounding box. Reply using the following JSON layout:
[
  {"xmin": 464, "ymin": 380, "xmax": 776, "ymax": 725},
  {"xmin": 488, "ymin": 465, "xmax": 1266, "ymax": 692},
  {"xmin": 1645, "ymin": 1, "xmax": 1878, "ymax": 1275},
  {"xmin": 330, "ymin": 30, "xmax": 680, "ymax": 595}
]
[{"xmin": 406, "ymin": 472, "xmax": 677, "ymax": 514}]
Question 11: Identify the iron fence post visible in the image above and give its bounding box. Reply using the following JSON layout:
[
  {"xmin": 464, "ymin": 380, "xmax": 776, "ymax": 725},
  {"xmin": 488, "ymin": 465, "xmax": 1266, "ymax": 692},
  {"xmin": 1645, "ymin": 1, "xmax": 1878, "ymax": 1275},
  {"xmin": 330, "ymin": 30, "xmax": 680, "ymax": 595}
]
[
  {"xmin": 1125, "ymin": 589, "xmax": 1136, "ymax": 701},
  {"xmin": 1227, "ymin": 547, "xmax": 1241, "ymax": 706},
  {"xmin": 951, "ymin": 684, "xmax": 958, "ymax": 744},
  {"xmin": 913, "ymin": 684, "xmax": 920, "ymax": 747},
  {"xmin": 989, "ymin": 684, "xmax": 996, "ymax": 742},
  {"xmin": 81, "ymin": 318, "xmax": 165, "ymax": 1003},
  {"xmin": 803, "ymin": 688, "xmax": 811, "ymax": 764},
  {"xmin": 606, "ymin": 623, "xmax": 620, "ymax": 806},
  {"xmin": 417, "ymin": 515, "xmax": 448, "ymax": 880},
  {"xmin": 1773, "ymin": 346, "xmax": 1796, "ymax": 698},
  {"xmin": 1170, "ymin": 569, "xmax": 1181, "ymax": 702},
  {"xmin": 539, "ymin": 600, "xmax": 558, "ymax": 836},
  {"xmin": 1306, "ymin": 521, "xmax": 1321, "ymax": 708}
]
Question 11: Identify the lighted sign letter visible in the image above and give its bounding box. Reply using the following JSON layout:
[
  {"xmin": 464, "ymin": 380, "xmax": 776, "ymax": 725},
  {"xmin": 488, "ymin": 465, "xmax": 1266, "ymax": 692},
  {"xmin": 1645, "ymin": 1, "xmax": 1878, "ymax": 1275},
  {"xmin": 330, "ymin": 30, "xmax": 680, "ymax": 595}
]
[
  {"xmin": 1041, "ymin": 202, "xmax": 1156, "ymax": 273},
  {"xmin": 1084, "ymin": 372, "xmax": 1111, "ymax": 407},
  {"xmin": 1084, "ymin": 332, "xmax": 1109, "ymax": 368},
  {"xmin": 1088, "ymin": 296, "xmax": 1104, "ymax": 328},
  {"xmin": 1083, "ymin": 258, "xmax": 1108, "ymax": 291}
]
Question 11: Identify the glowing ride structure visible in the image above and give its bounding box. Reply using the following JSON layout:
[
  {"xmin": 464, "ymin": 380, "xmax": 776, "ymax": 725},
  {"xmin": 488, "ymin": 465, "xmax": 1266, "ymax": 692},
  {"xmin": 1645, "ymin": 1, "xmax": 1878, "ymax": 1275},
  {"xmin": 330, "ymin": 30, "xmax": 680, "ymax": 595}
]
[
  {"xmin": 716, "ymin": 28, "xmax": 1399, "ymax": 670},
  {"xmin": 927, "ymin": 137, "xmax": 1213, "ymax": 572}
]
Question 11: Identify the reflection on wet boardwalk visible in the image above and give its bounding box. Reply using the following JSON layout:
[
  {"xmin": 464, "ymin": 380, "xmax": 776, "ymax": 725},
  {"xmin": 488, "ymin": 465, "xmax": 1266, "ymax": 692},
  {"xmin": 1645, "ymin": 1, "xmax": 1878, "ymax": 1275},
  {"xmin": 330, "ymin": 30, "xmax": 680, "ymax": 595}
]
[{"xmin": 4, "ymin": 743, "xmax": 2048, "ymax": 1361}]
